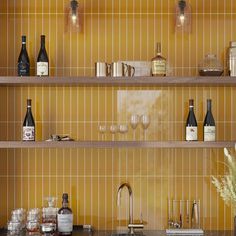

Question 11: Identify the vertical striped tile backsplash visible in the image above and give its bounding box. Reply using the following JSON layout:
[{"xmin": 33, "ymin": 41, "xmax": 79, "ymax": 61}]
[{"xmin": 0, "ymin": 0, "xmax": 235, "ymax": 230}]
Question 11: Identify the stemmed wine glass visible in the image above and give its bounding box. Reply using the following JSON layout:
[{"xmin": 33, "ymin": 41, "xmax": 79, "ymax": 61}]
[
  {"xmin": 130, "ymin": 114, "xmax": 139, "ymax": 129},
  {"xmin": 140, "ymin": 114, "xmax": 150, "ymax": 140},
  {"xmin": 98, "ymin": 124, "xmax": 107, "ymax": 140},
  {"xmin": 130, "ymin": 114, "xmax": 139, "ymax": 140}
]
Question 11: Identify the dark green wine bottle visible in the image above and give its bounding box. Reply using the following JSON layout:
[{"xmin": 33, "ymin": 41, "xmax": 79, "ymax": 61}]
[
  {"xmin": 18, "ymin": 35, "xmax": 30, "ymax": 76},
  {"xmin": 37, "ymin": 35, "xmax": 49, "ymax": 76}
]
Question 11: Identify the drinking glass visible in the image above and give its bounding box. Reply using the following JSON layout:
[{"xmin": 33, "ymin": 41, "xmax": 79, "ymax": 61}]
[
  {"xmin": 141, "ymin": 114, "xmax": 150, "ymax": 129},
  {"xmin": 130, "ymin": 114, "xmax": 139, "ymax": 129},
  {"xmin": 110, "ymin": 124, "xmax": 118, "ymax": 134},
  {"xmin": 98, "ymin": 124, "xmax": 107, "ymax": 134},
  {"xmin": 98, "ymin": 124, "xmax": 107, "ymax": 140},
  {"xmin": 119, "ymin": 124, "xmax": 128, "ymax": 134}
]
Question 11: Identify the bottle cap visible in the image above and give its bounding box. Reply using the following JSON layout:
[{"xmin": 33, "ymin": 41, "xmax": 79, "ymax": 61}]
[
  {"xmin": 27, "ymin": 99, "xmax": 32, "ymax": 107},
  {"xmin": 41, "ymin": 35, "xmax": 46, "ymax": 43},
  {"xmin": 62, "ymin": 193, "xmax": 69, "ymax": 202},
  {"xmin": 22, "ymin": 35, "xmax": 26, "ymax": 43},
  {"xmin": 189, "ymin": 99, "xmax": 194, "ymax": 106}
]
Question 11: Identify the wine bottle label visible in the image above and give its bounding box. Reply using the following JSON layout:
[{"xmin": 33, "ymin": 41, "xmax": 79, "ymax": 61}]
[
  {"xmin": 204, "ymin": 126, "xmax": 216, "ymax": 141},
  {"xmin": 23, "ymin": 126, "xmax": 35, "ymax": 141},
  {"xmin": 186, "ymin": 126, "xmax": 198, "ymax": 141},
  {"xmin": 37, "ymin": 62, "xmax": 48, "ymax": 76},
  {"xmin": 18, "ymin": 62, "xmax": 30, "ymax": 76},
  {"xmin": 58, "ymin": 214, "xmax": 73, "ymax": 233},
  {"xmin": 152, "ymin": 60, "xmax": 166, "ymax": 75}
]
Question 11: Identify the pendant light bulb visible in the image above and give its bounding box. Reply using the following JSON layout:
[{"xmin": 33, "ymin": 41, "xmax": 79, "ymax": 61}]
[
  {"xmin": 178, "ymin": 0, "xmax": 186, "ymax": 25},
  {"xmin": 179, "ymin": 14, "xmax": 185, "ymax": 25},
  {"xmin": 72, "ymin": 14, "xmax": 77, "ymax": 24},
  {"xmin": 71, "ymin": 0, "xmax": 78, "ymax": 25},
  {"xmin": 175, "ymin": 0, "xmax": 191, "ymax": 33},
  {"xmin": 66, "ymin": 0, "xmax": 81, "ymax": 33}
]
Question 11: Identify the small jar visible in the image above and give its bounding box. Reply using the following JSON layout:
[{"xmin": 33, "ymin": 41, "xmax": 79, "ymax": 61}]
[{"xmin": 198, "ymin": 54, "xmax": 224, "ymax": 76}]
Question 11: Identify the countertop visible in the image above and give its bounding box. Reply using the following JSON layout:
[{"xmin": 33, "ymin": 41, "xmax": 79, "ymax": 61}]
[{"xmin": 0, "ymin": 229, "xmax": 234, "ymax": 236}]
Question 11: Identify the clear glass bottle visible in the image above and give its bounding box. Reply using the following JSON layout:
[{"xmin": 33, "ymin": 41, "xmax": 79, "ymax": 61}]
[
  {"xmin": 42, "ymin": 196, "xmax": 58, "ymax": 224},
  {"xmin": 57, "ymin": 193, "xmax": 73, "ymax": 235},
  {"xmin": 151, "ymin": 42, "xmax": 167, "ymax": 76}
]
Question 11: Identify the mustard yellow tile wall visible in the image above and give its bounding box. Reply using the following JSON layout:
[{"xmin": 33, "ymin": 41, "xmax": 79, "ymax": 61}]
[{"xmin": 0, "ymin": 0, "xmax": 236, "ymax": 231}]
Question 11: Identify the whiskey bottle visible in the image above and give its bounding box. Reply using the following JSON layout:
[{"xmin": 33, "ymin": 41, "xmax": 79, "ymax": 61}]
[
  {"xmin": 22, "ymin": 99, "xmax": 35, "ymax": 141},
  {"xmin": 57, "ymin": 193, "xmax": 73, "ymax": 235},
  {"xmin": 151, "ymin": 42, "xmax": 167, "ymax": 76}
]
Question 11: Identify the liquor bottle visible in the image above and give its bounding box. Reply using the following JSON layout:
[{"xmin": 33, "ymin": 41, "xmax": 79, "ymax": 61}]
[
  {"xmin": 37, "ymin": 35, "xmax": 49, "ymax": 76},
  {"xmin": 57, "ymin": 193, "xmax": 73, "ymax": 235},
  {"xmin": 186, "ymin": 99, "xmax": 198, "ymax": 141},
  {"xmin": 22, "ymin": 99, "xmax": 35, "ymax": 141},
  {"xmin": 18, "ymin": 35, "xmax": 30, "ymax": 76},
  {"xmin": 151, "ymin": 42, "xmax": 167, "ymax": 76},
  {"xmin": 203, "ymin": 99, "xmax": 216, "ymax": 141},
  {"xmin": 42, "ymin": 196, "xmax": 58, "ymax": 224}
]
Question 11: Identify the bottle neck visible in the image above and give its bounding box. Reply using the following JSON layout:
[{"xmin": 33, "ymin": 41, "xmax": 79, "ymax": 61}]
[
  {"xmin": 156, "ymin": 43, "xmax": 161, "ymax": 56},
  {"xmin": 189, "ymin": 105, "xmax": 194, "ymax": 111},
  {"xmin": 22, "ymin": 42, "xmax": 26, "ymax": 50},
  {"xmin": 27, "ymin": 106, "xmax": 32, "ymax": 112},
  {"xmin": 62, "ymin": 201, "xmax": 69, "ymax": 208},
  {"xmin": 41, "ymin": 39, "xmax": 45, "ymax": 49},
  {"xmin": 207, "ymin": 101, "xmax": 212, "ymax": 111}
]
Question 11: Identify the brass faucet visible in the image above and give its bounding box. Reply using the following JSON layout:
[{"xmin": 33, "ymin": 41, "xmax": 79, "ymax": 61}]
[{"xmin": 117, "ymin": 183, "xmax": 144, "ymax": 234}]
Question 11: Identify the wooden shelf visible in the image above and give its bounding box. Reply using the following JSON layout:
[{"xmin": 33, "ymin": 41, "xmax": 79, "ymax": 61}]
[
  {"xmin": 0, "ymin": 141, "xmax": 234, "ymax": 149},
  {"xmin": 0, "ymin": 76, "xmax": 236, "ymax": 87}
]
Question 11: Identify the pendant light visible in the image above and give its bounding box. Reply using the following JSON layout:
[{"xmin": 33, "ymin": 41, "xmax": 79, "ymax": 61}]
[
  {"xmin": 67, "ymin": 0, "xmax": 81, "ymax": 32},
  {"xmin": 175, "ymin": 0, "xmax": 191, "ymax": 33}
]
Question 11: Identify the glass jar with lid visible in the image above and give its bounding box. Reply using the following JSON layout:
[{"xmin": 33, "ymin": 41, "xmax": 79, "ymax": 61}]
[
  {"xmin": 198, "ymin": 54, "xmax": 223, "ymax": 76},
  {"xmin": 42, "ymin": 196, "xmax": 58, "ymax": 224}
]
